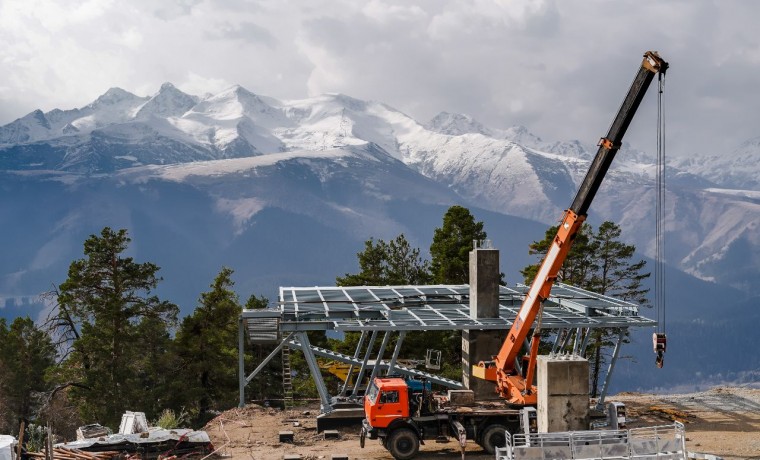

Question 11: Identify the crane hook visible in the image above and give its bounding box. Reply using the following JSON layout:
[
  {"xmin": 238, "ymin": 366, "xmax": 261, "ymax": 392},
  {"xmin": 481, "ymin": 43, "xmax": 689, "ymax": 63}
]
[{"xmin": 653, "ymin": 332, "xmax": 667, "ymax": 368}]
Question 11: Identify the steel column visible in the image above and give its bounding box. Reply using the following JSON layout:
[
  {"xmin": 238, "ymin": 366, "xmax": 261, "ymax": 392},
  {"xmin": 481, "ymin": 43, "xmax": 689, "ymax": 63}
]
[
  {"xmin": 386, "ymin": 331, "xmax": 407, "ymax": 375},
  {"xmin": 295, "ymin": 332, "xmax": 333, "ymax": 413},
  {"xmin": 352, "ymin": 330, "xmax": 378, "ymax": 396},
  {"xmin": 367, "ymin": 331, "xmax": 392, "ymax": 384},
  {"xmin": 238, "ymin": 317, "xmax": 246, "ymax": 408},
  {"xmin": 339, "ymin": 331, "xmax": 368, "ymax": 396},
  {"xmin": 596, "ymin": 329, "xmax": 626, "ymax": 410}
]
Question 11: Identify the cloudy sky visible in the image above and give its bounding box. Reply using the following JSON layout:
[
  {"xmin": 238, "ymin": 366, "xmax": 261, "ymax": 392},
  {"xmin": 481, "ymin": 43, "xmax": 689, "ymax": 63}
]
[{"xmin": 1, "ymin": 0, "xmax": 758, "ymax": 158}]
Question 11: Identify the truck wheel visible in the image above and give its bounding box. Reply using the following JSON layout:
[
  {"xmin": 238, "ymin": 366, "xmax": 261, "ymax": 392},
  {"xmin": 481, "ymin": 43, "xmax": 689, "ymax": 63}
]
[
  {"xmin": 480, "ymin": 424, "xmax": 508, "ymax": 454},
  {"xmin": 387, "ymin": 428, "xmax": 420, "ymax": 460}
]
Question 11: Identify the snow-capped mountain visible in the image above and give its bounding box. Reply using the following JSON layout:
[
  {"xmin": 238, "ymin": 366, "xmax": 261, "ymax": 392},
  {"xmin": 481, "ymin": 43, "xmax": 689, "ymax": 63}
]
[
  {"xmin": 1, "ymin": 83, "xmax": 759, "ymax": 392},
  {"xmin": 2, "ymin": 84, "xmax": 758, "ymax": 290},
  {"xmin": 673, "ymin": 137, "xmax": 760, "ymax": 190}
]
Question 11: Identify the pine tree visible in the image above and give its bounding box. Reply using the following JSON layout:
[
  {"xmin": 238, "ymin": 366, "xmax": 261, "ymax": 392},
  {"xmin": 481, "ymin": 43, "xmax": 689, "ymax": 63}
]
[
  {"xmin": 430, "ymin": 206, "xmax": 487, "ymax": 284},
  {"xmin": 520, "ymin": 220, "xmax": 650, "ymax": 397},
  {"xmin": 51, "ymin": 227, "xmax": 178, "ymax": 427},
  {"xmin": 174, "ymin": 267, "xmax": 244, "ymax": 426},
  {"xmin": 0, "ymin": 317, "xmax": 56, "ymax": 433},
  {"xmin": 337, "ymin": 234, "xmax": 431, "ymax": 286}
]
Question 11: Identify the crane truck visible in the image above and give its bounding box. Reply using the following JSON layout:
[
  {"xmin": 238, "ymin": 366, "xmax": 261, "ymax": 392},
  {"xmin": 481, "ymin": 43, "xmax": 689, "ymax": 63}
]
[{"xmin": 359, "ymin": 51, "xmax": 668, "ymax": 460}]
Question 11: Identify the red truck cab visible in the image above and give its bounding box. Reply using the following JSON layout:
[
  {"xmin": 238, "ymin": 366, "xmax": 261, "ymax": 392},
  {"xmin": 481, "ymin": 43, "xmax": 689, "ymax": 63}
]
[{"xmin": 364, "ymin": 377, "xmax": 410, "ymax": 428}]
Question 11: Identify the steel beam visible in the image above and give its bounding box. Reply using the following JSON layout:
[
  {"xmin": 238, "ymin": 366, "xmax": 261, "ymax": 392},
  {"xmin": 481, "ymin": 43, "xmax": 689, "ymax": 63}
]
[
  {"xmin": 352, "ymin": 330, "xmax": 378, "ymax": 397},
  {"xmin": 339, "ymin": 331, "xmax": 367, "ymax": 397},
  {"xmin": 367, "ymin": 332, "xmax": 392, "ymax": 384},
  {"xmin": 387, "ymin": 331, "xmax": 407, "ymax": 375},
  {"xmin": 294, "ymin": 332, "xmax": 333, "ymax": 413},
  {"xmin": 596, "ymin": 329, "xmax": 626, "ymax": 410}
]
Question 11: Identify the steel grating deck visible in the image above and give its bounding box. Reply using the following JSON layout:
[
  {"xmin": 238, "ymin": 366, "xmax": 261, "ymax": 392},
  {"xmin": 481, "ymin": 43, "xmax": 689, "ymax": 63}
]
[{"xmin": 243, "ymin": 283, "xmax": 656, "ymax": 334}]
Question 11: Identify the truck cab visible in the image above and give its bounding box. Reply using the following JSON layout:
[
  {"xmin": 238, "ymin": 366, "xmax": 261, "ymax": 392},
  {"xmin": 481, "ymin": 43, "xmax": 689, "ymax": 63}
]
[{"xmin": 365, "ymin": 377, "xmax": 410, "ymax": 428}]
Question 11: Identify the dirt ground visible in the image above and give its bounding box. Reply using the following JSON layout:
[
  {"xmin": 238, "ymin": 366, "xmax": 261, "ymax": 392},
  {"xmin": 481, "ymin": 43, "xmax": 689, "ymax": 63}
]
[{"xmin": 203, "ymin": 386, "xmax": 760, "ymax": 460}]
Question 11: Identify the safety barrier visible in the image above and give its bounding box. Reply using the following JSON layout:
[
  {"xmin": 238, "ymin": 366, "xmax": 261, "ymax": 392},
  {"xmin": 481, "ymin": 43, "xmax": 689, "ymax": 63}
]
[{"xmin": 495, "ymin": 422, "xmax": 687, "ymax": 460}]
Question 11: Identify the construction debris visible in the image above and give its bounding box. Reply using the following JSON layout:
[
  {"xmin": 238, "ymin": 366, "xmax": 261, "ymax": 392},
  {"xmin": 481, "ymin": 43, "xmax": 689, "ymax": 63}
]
[
  {"xmin": 648, "ymin": 405, "xmax": 695, "ymax": 423},
  {"xmin": 0, "ymin": 436, "xmax": 17, "ymax": 460},
  {"xmin": 76, "ymin": 425, "xmax": 109, "ymax": 441},
  {"xmin": 56, "ymin": 429, "xmax": 212, "ymax": 459},
  {"xmin": 118, "ymin": 412, "xmax": 149, "ymax": 435},
  {"xmin": 27, "ymin": 448, "xmax": 119, "ymax": 460}
]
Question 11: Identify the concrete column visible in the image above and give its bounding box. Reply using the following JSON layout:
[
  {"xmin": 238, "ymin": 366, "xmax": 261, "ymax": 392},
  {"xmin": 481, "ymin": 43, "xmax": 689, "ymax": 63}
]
[
  {"xmin": 463, "ymin": 247, "xmax": 504, "ymax": 400},
  {"xmin": 536, "ymin": 355, "xmax": 590, "ymax": 432},
  {"xmin": 469, "ymin": 248, "xmax": 500, "ymax": 319}
]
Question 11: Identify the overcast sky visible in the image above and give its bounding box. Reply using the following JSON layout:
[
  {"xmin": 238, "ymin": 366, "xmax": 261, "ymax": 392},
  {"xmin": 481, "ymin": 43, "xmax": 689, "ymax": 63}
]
[{"xmin": 1, "ymin": 0, "xmax": 758, "ymax": 158}]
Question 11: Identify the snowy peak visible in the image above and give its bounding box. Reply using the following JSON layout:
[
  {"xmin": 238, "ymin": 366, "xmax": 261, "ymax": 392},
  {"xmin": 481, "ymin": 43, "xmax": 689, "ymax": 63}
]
[
  {"xmin": 134, "ymin": 83, "xmax": 198, "ymax": 119},
  {"xmin": 501, "ymin": 125, "xmax": 544, "ymax": 148},
  {"xmin": 0, "ymin": 110, "xmax": 52, "ymax": 144},
  {"xmin": 674, "ymin": 137, "xmax": 760, "ymax": 190},
  {"xmin": 425, "ymin": 112, "xmax": 492, "ymax": 136},
  {"xmin": 89, "ymin": 87, "xmax": 146, "ymax": 110},
  {"xmin": 190, "ymin": 85, "xmax": 282, "ymax": 122}
]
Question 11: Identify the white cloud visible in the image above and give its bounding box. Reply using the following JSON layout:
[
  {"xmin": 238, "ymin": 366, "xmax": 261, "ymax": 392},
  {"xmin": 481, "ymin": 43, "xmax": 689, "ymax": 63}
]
[{"xmin": 1, "ymin": 0, "xmax": 760, "ymax": 158}]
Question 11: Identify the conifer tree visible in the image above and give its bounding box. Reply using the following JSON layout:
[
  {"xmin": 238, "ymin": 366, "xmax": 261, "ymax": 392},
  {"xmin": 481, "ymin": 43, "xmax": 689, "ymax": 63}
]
[
  {"xmin": 52, "ymin": 227, "xmax": 178, "ymax": 427},
  {"xmin": 0, "ymin": 317, "xmax": 56, "ymax": 433},
  {"xmin": 336, "ymin": 234, "xmax": 431, "ymax": 286},
  {"xmin": 520, "ymin": 220, "xmax": 649, "ymax": 396},
  {"xmin": 174, "ymin": 267, "xmax": 244, "ymax": 425},
  {"xmin": 430, "ymin": 206, "xmax": 487, "ymax": 284}
]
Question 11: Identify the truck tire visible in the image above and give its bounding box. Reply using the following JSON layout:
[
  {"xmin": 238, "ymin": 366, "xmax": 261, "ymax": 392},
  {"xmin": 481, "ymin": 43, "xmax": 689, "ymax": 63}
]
[
  {"xmin": 480, "ymin": 424, "xmax": 508, "ymax": 454},
  {"xmin": 387, "ymin": 428, "xmax": 420, "ymax": 460}
]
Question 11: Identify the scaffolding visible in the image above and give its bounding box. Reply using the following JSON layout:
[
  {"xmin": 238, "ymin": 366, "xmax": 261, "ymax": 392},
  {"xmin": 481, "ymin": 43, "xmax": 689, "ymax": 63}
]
[{"xmin": 238, "ymin": 283, "xmax": 656, "ymax": 414}]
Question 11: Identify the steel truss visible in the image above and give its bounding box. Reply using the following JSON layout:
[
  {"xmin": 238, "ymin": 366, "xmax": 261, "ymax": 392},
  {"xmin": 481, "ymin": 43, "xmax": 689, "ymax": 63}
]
[{"xmin": 238, "ymin": 283, "xmax": 655, "ymax": 413}]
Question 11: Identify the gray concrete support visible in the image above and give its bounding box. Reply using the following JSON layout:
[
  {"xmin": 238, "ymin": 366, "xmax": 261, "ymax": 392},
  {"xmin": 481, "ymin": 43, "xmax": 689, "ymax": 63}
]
[
  {"xmin": 469, "ymin": 248, "xmax": 500, "ymax": 318},
  {"xmin": 463, "ymin": 246, "xmax": 503, "ymax": 400},
  {"xmin": 537, "ymin": 355, "xmax": 589, "ymax": 432}
]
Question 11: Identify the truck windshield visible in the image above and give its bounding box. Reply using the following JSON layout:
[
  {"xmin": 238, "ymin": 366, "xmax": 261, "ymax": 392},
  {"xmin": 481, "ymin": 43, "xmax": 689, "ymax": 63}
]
[{"xmin": 367, "ymin": 381, "xmax": 379, "ymax": 404}]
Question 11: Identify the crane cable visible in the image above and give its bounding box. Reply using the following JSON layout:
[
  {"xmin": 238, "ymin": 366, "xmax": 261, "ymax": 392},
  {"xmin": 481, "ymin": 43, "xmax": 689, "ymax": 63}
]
[
  {"xmin": 656, "ymin": 71, "xmax": 666, "ymax": 332},
  {"xmin": 654, "ymin": 70, "xmax": 667, "ymax": 368}
]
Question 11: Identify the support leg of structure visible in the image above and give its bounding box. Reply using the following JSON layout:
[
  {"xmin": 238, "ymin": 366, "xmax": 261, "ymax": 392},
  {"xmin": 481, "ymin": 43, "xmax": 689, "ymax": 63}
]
[
  {"xmin": 339, "ymin": 331, "xmax": 367, "ymax": 397},
  {"xmin": 352, "ymin": 330, "xmax": 378, "ymax": 397},
  {"xmin": 580, "ymin": 327, "xmax": 591, "ymax": 356},
  {"xmin": 551, "ymin": 329, "xmax": 565, "ymax": 355},
  {"xmin": 596, "ymin": 329, "xmax": 626, "ymax": 410},
  {"xmin": 572, "ymin": 327, "xmax": 583, "ymax": 355},
  {"xmin": 245, "ymin": 333, "xmax": 294, "ymax": 384},
  {"xmin": 295, "ymin": 332, "xmax": 333, "ymax": 413},
  {"xmin": 239, "ymin": 317, "xmax": 246, "ymax": 408},
  {"xmin": 387, "ymin": 331, "xmax": 406, "ymax": 376},
  {"xmin": 367, "ymin": 332, "xmax": 392, "ymax": 384}
]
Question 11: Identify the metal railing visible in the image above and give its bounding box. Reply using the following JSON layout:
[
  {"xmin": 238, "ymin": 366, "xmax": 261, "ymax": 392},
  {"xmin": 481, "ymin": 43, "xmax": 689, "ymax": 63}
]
[{"xmin": 496, "ymin": 422, "xmax": 687, "ymax": 460}]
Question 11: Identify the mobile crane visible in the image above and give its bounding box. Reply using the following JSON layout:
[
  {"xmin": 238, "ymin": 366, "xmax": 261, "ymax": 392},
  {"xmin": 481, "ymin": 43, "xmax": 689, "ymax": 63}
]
[
  {"xmin": 475, "ymin": 51, "xmax": 668, "ymax": 406},
  {"xmin": 360, "ymin": 51, "xmax": 668, "ymax": 460}
]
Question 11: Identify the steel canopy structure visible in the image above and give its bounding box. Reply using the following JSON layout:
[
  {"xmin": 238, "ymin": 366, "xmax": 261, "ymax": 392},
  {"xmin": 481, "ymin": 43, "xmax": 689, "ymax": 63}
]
[{"xmin": 238, "ymin": 283, "xmax": 656, "ymax": 414}]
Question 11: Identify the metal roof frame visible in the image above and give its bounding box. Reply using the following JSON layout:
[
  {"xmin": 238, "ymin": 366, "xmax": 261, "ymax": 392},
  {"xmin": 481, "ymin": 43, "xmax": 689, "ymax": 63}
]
[{"xmin": 238, "ymin": 283, "xmax": 656, "ymax": 414}]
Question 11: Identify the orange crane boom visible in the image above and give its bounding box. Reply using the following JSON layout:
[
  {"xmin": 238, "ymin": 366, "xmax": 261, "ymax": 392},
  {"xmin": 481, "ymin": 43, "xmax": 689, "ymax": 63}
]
[{"xmin": 475, "ymin": 51, "xmax": 669, "ymax": 406}]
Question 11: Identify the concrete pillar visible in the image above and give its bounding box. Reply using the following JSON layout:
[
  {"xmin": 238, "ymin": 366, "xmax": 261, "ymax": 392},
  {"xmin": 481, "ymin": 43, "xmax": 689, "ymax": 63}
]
[
  {"xmin": 536, "ymin": 355, "xmax": 589, "ymax": 432},
  {"xmin": 469, "ymin": 248, "xmax": 500, "ymax": 319},
  {"xmin": 462, "ymin": 247, "xmax": 504, "ymax": 400}
]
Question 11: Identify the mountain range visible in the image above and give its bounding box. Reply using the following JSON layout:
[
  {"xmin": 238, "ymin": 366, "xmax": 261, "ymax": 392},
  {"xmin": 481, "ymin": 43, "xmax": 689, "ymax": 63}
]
[{"xmin": 1, "ymin": 83, "xmax": 758, "ymax": 392}]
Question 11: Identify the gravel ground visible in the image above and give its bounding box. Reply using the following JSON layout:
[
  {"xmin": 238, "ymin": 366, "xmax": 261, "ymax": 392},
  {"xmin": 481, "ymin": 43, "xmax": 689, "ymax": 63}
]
[{"xmin": 204, "ymin": 387, "xmax": 760, "ymax": 460}]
